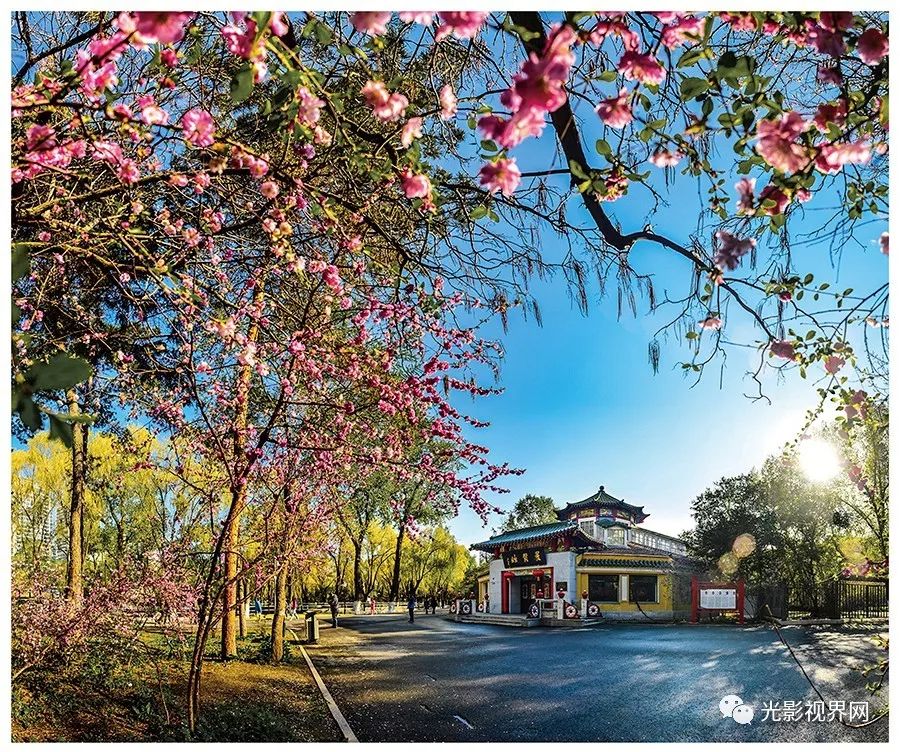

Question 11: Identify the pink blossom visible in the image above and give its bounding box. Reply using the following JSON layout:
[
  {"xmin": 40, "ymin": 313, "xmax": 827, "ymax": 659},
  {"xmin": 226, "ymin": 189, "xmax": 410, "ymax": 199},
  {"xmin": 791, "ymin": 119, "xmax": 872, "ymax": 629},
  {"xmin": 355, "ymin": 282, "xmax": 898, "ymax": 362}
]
[
  {"xmin": 260, "ymin": 180, "xmax": 279, "ymax": 199},
  {"xmin": 92, "ymin": 141, "xmax": 123, "ymax": 163},
  {"xmin": 649, "ymin": 147, "xmax": 683, "ymax": 167},
  {"xmin": 812, "ymin": 100, "xmax": 847, "ymax": 132},
  {"xmin": 160, "ymin": 48, "xmax": 178, "ymax": 67},
  {"xmin": 400, "ymin": 168, "xmax": 432, "ymax": 199},
  {"xmin": 819, "ymin": 12, "xmax": 853, "ymax": 32},
  {"xmin": 856, "ymin": 28, "xmax": 889, "ymax": 65},
  {"xmin": 25, "ymin": 124, "xmax": 56, "ymax": 151},
  {"xmin": 660, "ymin": 16, "xmax": 704, "ymax": 48},
  {"xmin": 439, "ymin": 84, "xmax": 457, "ymax": 120},
  {"xmin": 181, "ymin": 108, "xmax": 215, "ymax": 147},
  {"xmin": 360, "ymin": 80, "xmax": 409, "ymax": 123},
  {"xmin": 817, "ymin": 65, "xmax": 843, "ymax": 86},
  {"xmin": 713, "ymin": 230, "xmax": 755, "ymax": 271},
  {"xmin": 807, "ymin": 24, "xmax": 845, "ymax": 58},
  {"xmin": 322, "ymin": 265, "xmax": 343, "ymax": 293},
  {"xmin": 479, "ymin": 25, "xmax": 576, "ymax": 149},
  {"xmin": 351, "ymin": 12, "xmax": 392, "ymax": 36},
  {"xmin": 435, "ymin": 12, "xmax": 488, "ymax": 40},
  {"xmin": 296, "ymin": 87, "xmax": 324, "ymax": 126},
  {"xmin": 814, "ymin": 140, "xmax": 871, "ymax": 174},
  {"xmin": 138, "ymin": 95, "xmax": 168, "ymax": 126},
  {"xmin": 879, "ymin": 232, "xmax": 889, "ymax": 256},
  {"xmin": 400, "ymin": 117, "xmax": 423, "ymax": 148},
  {"xmin": 617, "ymin": 51, "xmax": 666, "ymax": 85},
  {"xmin": 478, "ymin": 157, "xmax": 521, "ymax": 196},
  {"xmin": 755, "ymin": 111, "xmax": 810, "ymax": 173},
  {"xmin": 824, "ymin": 355, "xmax": 845, "ymax": 374},
  {"xmin": 759, "ymin": 184, "xmax": 789, "ymax": 216},
  {"xmin": 770, "ymin": 340, "xmax": 797, "ymax": 361},
  {"xmin": 399, "ymin": 12, "xmax": 434, "ymax": 25},
  {"xmin": 121, "ymin": 12, "xmax": 194, "ymax": 45},
  {"xmin": 595, "ymin": 88, "xmax": 633, "ymax": 128},
  {"xmin": 735, "ymin": 177, "xmax": 755, "ymax": 215},
  {"xmin": 844, "ymin": 389, "xmax": 868, "ymax": 420},
  {"xmin": 116, "ymin": 158, "xmax": 141, "ymax": 184},
  {"xmin": 698, "ymin": 316, "xmax": 723, "ymax": 330}
]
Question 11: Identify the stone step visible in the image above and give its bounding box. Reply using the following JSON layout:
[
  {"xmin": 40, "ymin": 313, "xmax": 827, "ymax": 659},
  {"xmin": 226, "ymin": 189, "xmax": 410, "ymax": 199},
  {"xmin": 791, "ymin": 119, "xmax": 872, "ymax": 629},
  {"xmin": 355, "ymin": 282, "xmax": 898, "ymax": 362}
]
[{"xmin": 456, "ymin": 614, "xmax": 540, "ymax": 628}]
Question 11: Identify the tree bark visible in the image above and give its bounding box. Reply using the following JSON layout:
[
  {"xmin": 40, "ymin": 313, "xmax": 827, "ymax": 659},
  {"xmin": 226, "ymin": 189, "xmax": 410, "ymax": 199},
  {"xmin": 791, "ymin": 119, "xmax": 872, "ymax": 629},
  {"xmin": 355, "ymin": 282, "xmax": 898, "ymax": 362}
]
[
  {"xmin": 388, "ymin": 521, "xmax": 406, "ymax": 604},
  {"xmin": 64, "ymin": 389, "xmax": 87, "ymax": 607},
  {"xmin": 237, "ymin": 577, "xmax": 246, "ymax": 638},
  {"xmin": 220, "ymin": 285, "xmax": 264, "ymax": 660},
  {"xmin": 271, "ymin": 562, "xmax": 287, "ymax": 663},
  {"xmin": 352, "ymin": 539, "xmax": 364, "ymax": 602}
]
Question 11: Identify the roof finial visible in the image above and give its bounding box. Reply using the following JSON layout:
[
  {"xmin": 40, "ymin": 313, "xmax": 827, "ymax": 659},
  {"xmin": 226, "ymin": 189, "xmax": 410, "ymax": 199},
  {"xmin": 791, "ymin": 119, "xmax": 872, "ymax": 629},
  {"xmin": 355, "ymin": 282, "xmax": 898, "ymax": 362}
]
[{"xmin": 599, "ymin": 485, "xmax": 604, "ymax": 492}]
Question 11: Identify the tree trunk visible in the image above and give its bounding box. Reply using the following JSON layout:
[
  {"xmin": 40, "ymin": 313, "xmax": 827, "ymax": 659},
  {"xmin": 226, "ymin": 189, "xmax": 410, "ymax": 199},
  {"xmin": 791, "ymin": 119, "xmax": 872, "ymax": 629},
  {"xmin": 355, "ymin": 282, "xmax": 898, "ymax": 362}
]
[
  {"xmin": 220, "ymin": 487, "xmax": 244, "ymax": 660},
  {"xmin": 64, "ymin": 390, "xmax": 87, "ymax": 607},
  {"xmin": 238, "ymin": 577, "xmax": 246, "ymax": 638},
  {"xmin": 220, "ymin": 285, "xmax": 263, "ymax": 660},
  {"xmin": 389, "ymin": 521, "xmax": 406, "ymax": 603},
  {"xmin": 352, "ymin": 540, "xmax": 364, "ymax": 602},
  {"xmin": 271, "ymin": 562, "xmax": 287, "ymax": 663}
]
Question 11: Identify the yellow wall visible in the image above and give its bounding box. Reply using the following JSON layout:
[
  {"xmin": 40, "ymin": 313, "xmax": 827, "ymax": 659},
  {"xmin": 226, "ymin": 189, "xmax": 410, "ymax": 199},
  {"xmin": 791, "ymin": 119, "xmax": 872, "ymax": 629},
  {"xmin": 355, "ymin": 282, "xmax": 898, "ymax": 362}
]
[{"xmin": 576, "ymin": 570, "xmax": 674, "ymax": 612}]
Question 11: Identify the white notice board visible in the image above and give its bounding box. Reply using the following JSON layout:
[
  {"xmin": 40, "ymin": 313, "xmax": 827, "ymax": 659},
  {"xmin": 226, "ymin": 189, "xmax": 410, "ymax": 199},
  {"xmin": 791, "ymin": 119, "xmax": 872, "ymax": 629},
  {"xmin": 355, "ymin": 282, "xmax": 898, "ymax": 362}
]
[{"xmin": 699, "ymin": 588, "xmax": 736, "ymax": 609}]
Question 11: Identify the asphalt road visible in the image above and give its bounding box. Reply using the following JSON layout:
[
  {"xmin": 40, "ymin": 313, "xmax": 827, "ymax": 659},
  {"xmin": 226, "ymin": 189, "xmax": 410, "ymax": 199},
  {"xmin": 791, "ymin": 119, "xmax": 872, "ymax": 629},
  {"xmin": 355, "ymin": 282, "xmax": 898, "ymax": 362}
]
[{"xmin": 306, "ymin": 612, "xmax": 888, "ymax": 742}]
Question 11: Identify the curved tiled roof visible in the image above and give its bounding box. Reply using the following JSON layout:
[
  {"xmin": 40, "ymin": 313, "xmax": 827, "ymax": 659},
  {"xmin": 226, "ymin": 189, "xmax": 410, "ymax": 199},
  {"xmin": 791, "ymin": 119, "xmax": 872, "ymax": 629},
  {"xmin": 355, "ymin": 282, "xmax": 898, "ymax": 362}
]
[
  {"xmin": 556, "ymin": 486, "xmax": 648, "ymax": 523},
  {"xmin": 580, "ymin": 557, "xmax": 673, "ymax": 570},
  {"xmin": 470, "ymin": 520, "xmax": 598, "ymax": 552}
]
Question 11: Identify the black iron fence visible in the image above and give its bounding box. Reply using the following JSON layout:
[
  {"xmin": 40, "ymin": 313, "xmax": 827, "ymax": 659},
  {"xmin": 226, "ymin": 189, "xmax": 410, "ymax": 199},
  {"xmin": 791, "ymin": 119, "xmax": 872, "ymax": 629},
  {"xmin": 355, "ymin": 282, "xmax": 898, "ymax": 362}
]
[{"xmin": 785, "ymin": 579, "xmax": 887, "ymax": 620}]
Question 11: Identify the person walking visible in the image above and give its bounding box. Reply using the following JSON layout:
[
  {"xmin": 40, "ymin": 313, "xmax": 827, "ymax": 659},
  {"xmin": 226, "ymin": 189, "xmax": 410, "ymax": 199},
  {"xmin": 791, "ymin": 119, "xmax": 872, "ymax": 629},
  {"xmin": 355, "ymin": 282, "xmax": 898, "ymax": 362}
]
[
  {"xmin": 369, "ymin": 595, "xmax": 376, "ymax": 615},
  {"xmin": 329, "ymin": 593, "xmax": 339, "ymax": 628},
  {"xmin": 407, "ymin": 594, "xmax": 416, "ymax": 623},
  {"xmin": 254, "ymin": 596, "xmax": 263, "ymax": 619}
]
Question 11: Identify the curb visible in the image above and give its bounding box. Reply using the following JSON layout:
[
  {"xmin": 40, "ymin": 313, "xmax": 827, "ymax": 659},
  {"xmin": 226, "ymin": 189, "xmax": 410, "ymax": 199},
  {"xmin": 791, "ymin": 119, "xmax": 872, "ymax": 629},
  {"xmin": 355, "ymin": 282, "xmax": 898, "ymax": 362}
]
[{"xmin": 298, "ymin": 644, "xmax": 358, "ymax": 742}]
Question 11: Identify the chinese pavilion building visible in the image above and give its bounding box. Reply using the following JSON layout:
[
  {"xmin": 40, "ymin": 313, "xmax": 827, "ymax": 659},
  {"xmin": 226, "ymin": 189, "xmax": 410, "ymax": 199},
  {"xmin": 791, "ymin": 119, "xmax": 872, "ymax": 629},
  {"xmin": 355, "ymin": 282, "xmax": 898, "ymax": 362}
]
[{"xmin": 471, "ymin": 486, "xmax": 692, "ymax": 621}]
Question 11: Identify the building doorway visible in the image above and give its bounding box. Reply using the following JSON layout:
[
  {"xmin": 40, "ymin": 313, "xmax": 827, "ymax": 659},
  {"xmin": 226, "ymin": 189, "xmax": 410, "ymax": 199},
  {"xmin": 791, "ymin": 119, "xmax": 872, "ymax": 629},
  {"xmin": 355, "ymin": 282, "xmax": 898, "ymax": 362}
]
[{"xmin": 519, "ymin": 573, "xmax": 552, "ymax": 615}]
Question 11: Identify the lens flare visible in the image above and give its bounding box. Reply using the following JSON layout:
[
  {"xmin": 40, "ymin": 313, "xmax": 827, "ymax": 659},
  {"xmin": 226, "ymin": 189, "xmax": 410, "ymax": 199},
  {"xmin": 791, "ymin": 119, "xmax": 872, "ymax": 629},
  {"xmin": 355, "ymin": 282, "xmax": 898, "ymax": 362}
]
[{"xmin": 797, "ymin": 438, "xmax": 840, "ymax": 482}]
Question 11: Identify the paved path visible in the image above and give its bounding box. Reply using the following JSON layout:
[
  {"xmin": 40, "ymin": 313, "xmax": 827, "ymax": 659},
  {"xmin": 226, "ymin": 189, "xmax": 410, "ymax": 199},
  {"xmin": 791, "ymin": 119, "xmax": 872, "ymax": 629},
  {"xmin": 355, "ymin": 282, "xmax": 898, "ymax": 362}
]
[{"xmin": 307, "ymin": 614, "xmax": 888, "ymax": 742}]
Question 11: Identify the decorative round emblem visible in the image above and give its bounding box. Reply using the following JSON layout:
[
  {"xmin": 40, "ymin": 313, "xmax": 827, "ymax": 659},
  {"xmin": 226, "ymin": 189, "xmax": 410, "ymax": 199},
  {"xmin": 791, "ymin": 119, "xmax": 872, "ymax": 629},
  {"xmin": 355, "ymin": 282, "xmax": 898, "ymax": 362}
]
[
  {"xmin": 587, "ymin": 603, "xmax": 600, "ymax": 617},
  {"xmin": 528, "ymin": 603, "xmax": 540, "ymax": 618},
  {"xmin": 477, "ymin": 602, "xmax": 485, "ymax": 612},
  {"xmin": 565, "ymin": 603, "xmax": 578, "ymax": 619},
  {"xmin": 450, "ymin": 602, "xmax": 457, "ymax": 613},
  {"xmin": 461, "ymin": 602, "xmax": 472, "ymax": 615}
]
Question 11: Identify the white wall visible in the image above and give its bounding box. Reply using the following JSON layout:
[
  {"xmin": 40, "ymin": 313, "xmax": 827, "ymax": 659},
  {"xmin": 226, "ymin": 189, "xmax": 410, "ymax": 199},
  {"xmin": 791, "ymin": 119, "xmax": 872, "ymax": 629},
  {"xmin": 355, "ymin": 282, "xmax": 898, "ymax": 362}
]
[{"xmin": 547, "ymin": 551, "xmax": 577, "ymax": 603}]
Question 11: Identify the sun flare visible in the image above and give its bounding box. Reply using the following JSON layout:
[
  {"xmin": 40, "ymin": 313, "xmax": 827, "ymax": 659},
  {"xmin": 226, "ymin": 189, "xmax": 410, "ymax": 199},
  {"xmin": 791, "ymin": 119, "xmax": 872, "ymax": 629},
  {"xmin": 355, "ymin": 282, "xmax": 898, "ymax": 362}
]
[{"xmin": 797, "ymin": 439, "xmax": 841, "ymax": 482}]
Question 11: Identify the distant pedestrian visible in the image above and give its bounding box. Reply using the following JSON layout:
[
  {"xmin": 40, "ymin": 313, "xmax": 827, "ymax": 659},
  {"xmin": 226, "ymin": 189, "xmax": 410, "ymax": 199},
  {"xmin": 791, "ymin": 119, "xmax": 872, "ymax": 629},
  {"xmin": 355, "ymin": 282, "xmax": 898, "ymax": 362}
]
[
  {"xmin": 329, "ymin": 593, "xmax": 339, "ymax": 627},
  {"xmin": 427, "ymin": 595, "xmax": 435, "ymax": 614},
  {"xmin": 254, "ymin": 597, "xmax": 263, "ymax": 619},
  {"xmin": 369, "ymin": 596, "xmax": 376, "ymax": 615},
  {"xmin": 407, "ymin": 594, "xmax": 416, "ymax": 623}
]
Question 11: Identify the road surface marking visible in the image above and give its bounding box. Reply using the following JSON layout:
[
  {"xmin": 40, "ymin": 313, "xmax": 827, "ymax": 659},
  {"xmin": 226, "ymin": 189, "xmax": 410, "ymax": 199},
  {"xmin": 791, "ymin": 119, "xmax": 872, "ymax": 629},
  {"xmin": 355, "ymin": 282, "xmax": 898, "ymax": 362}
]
[
  {"xmin": 453, "ymin": 715, "xmax": 475, "ymax": 730},
  {"xmin": 299, "ymin": 644, "xmax": 358, "ymax": 742}
]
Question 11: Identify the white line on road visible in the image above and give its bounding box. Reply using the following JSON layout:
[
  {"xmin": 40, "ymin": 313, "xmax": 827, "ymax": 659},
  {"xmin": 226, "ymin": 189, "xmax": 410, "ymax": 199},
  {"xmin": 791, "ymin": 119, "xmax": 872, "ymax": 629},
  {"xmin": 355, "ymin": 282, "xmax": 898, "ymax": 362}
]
[
  {"xmin": 299, "ymin": 644, "xmax": 359, "ymax": 743},
  {"xmin": 453, "ymin": 715, "xmax": 475, "ymax": 730}
]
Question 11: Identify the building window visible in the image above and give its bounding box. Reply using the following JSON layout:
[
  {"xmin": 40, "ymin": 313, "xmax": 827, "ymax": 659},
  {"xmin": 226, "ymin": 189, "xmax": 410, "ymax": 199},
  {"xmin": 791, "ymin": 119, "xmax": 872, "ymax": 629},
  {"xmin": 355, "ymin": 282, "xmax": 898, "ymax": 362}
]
[
  {"xmin": 606, "ymin": 527, "xmax": 626, "ymax": 546},
  {"xmin": 629, "ymin": 575, "xmax": 658, "ymax": 603},
  {"xmin": 588, "ymin": 574, "xmax": 618, "ymax": 602},
  {"xmin": 578, "ymin": 518, "xmax": 597, "ymax": 540}
]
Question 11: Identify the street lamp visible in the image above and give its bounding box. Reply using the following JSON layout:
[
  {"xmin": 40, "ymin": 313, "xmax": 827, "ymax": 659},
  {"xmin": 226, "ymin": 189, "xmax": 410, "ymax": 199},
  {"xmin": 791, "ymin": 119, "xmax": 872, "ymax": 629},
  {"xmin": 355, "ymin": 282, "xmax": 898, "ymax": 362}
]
[{"xmin": 796, "ymin": 438, "xmax": 840, "ymax": 482}]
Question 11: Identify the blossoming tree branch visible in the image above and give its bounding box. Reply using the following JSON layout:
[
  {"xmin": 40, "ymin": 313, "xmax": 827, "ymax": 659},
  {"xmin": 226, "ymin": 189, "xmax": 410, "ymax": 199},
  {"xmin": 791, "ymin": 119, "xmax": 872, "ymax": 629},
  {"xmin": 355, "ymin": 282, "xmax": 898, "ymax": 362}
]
[{"xmin": 10, "ymin": 9, "xmax": 888, "ymax": 733}]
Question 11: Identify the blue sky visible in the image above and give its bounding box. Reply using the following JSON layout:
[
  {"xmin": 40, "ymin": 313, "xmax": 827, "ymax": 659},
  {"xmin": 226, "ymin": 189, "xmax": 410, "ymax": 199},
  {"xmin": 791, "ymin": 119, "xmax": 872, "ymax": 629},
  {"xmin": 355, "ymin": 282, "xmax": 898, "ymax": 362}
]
[{"xmin": 448, "ymin": 82, "xmax": 888, "ymax": 546}]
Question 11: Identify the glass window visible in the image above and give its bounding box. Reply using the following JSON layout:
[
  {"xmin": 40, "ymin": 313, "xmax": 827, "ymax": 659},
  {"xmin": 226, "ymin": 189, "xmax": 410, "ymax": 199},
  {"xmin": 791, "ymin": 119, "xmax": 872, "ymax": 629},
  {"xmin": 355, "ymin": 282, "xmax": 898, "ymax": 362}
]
[
  {"xmin": 578, "ymin": 518, "xmax": 596, "ymax": 539},
  {"xmin": 607, "ymin": 527, "xmax": 626, "ymax": 546},
  {"xmin": 588, "ymin": 574, "xmax": 619, "ymax": 603},
  {"xmin": 629, "ymin": 575, "xmax": 658, "ymax": 603}
]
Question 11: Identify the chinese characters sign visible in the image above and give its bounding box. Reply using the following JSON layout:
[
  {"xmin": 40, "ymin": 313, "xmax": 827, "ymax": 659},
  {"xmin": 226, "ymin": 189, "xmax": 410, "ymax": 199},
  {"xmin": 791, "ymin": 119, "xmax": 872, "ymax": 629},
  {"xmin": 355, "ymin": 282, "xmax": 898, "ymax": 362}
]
[{"xmin": 502, "ymin": 547, "xmax": 547, "ymax": 569}]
